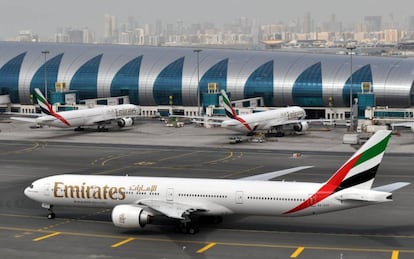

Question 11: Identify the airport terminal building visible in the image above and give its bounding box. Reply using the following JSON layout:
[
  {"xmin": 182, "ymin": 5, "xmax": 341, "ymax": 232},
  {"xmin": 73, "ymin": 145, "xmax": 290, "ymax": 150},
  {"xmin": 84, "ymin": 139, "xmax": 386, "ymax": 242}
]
[{"xmin": 0, "ymin": 41, "xmax": 413, "ymax": 108}]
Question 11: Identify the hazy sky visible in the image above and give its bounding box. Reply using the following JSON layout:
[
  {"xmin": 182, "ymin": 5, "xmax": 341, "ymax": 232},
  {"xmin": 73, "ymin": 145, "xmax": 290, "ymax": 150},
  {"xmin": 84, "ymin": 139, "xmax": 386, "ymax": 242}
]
[{"xmin": 0, "ymin": 0, "xmax": 412, "ymax": 40}]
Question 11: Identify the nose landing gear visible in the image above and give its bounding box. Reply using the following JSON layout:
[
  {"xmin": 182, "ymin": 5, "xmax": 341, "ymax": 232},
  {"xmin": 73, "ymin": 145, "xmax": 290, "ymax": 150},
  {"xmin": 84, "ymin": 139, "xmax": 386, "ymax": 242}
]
[{"xmin": 42, "ymin": 203, "xmax": 55, "ymax": 219}]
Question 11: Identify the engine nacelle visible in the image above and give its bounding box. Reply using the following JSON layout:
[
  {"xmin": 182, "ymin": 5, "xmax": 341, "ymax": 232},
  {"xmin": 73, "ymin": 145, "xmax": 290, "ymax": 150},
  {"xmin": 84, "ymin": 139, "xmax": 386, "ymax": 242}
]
[
  {"xmin": 293, "ymin": 121, "xmax": 309, "ymax": 132},
  {"xmin": 117, "ymin": 117, "xmax": 134, "ymax": 128},
  {"xmin": 111, "ymin": 204, "xmax": 152, "ymax": 228}
]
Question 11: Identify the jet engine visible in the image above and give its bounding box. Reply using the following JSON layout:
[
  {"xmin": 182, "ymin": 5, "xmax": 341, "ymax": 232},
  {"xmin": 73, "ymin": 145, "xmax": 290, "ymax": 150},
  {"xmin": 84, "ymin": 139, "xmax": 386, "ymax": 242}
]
[
  {"xmin": 293, "ymin": 121, "xmax": 309, "ymax": 132},
  {"xmin": 111, "ymin": 204, "xmax": 153, "ymax": 228},
  {"xmin": 117, "ymin": 117, "xmax": 134, "ymax": 128}
]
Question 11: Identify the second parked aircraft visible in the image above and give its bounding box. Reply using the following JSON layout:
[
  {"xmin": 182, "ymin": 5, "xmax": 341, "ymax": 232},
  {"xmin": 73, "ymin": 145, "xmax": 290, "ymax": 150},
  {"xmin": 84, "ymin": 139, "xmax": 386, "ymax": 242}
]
[{"xmin": 11, "ymin": 88, "xmax": 140, "ymax": 131}]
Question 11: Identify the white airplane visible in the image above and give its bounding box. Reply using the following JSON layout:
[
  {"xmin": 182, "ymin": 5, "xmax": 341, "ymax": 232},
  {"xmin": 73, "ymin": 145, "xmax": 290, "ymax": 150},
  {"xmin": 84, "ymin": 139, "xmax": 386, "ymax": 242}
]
[
  {"xmin": 220, "ymin": 90, "xmax": 310, "ymax": 135},
  {"xmin": 24, "ymin": 130, "xmax": 409, "ymax": 234},
  {"xmin": 179, "ymin": 90, "xmax": 313, "ymax": 136},
  {"xmin": 11, "ymin": 88, "xmax": 140, "ymax": 131}
]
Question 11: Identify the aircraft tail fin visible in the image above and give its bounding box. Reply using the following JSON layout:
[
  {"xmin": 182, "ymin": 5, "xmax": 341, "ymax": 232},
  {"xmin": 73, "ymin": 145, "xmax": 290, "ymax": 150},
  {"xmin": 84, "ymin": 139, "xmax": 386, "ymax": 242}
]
[
  {"xmin": 220, "ymin": 90, "xmax": 238, "ymax": 120},
  {"xmin": 34, "ymin": 88, "xmax": 53, "ymax": 116},
  {"xmin": 326, "ymin": 130, "xmax": 392, "ymax": 191},
  {"xmin": 33, "ymin": 88, "xmax": 71, "ymax": 126},
  {"xmin": 285, "ymin": 130, "xmax": 392, "ymax": 214}
]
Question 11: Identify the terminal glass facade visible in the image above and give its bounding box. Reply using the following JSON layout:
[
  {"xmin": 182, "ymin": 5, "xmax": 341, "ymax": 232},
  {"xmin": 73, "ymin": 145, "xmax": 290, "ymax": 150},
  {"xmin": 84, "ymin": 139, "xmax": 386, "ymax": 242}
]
[
  {"xmin": 292, "ymin": 62, "xmax": 323, "ymax": 106},
  {"xmin": 244, "ymin": 60, "xmax": 273, "ymax": 106},
  {"xmin": 70, "ymin": 54, "xmax": 103, "ymax": 100},
  {"xmin": 342, "ymin": 64, "xmax": 373, "ymax": 106},
  {"xmin": 153, "ymin": 57, "xmax": 184, "ymax": 105},
  {"xmin": 0, "ymin": 52, "xmax": 26, "ymax": 103},
  {"xmin": 30, "ymin": 53, "xmax": 64, "ymax": 98},
  {"xmin": 0, "ymin": 42, "xmax": 413, "ymax": 108},
  {"xmin": 111, "ymin": 56, "xmax": 142, "ymax": 105},
  {"xmin": 200, "ymin": 58, "xmax": 228, "ymax": 95}
]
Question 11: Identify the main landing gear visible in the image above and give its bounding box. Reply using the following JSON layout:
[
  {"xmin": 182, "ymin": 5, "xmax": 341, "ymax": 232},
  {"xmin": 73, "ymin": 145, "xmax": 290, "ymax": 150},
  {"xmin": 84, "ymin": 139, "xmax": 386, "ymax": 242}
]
[
  {"xmin": 175, "ymin": 215, "xmax": 200, "ymax": 234},
  {"xmin": 175, "ymin": 215, "xmax": 223, "ymax": 234},
  {"xmin": 176, "ymin": 220, "xmax": 200, "ymax": 234}
]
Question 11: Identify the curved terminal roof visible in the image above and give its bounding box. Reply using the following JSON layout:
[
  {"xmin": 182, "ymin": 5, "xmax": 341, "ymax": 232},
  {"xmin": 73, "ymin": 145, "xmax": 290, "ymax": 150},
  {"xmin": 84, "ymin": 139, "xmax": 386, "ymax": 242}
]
[{"xmin": 0, "ymin": 42, "xmax": 413, "ymax": 107}]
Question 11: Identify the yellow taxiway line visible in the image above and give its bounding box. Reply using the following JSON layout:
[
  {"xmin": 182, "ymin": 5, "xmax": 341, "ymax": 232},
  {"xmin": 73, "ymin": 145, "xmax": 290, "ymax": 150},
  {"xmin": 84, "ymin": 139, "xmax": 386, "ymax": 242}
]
[
  {"xmin": 32, "ymin": 231, "xmax": 61, "ymax": 242},
  {"xmin": 111, "ymin": 237, "xmax": 136, "ymax": 248},
  {"xmin": 392, "ymin": 250, "xmax": 400, "ymax": 259},
  {"xmin": 196, "ymin": 242, "xmax": 217, "ymax": 253},
  {"xmin": 290, "ymin": 246, "xmax": 305, "ymax": 258}
]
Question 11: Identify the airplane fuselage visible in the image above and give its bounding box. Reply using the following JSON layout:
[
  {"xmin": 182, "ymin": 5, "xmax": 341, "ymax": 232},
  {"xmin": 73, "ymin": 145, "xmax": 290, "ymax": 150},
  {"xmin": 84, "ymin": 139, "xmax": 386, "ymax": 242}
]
[
  {"xmin": 35, "ymin": 104, "xmax": 139, "ymax": 128},
  {"xmin": 24, "ymin": 174, "xmax": 390, "ymax": 218},
  {"xmin": 220, "ymin": 106, "xmax": 306, "ymax": 133}
]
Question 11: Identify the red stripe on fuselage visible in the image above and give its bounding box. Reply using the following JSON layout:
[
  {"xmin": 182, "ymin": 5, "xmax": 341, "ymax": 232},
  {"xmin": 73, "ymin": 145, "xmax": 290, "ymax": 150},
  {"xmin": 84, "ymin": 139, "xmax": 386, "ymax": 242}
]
[
  {"xmin": 51, "ymin": 110, "xmax": 71, "ymax": 127},
  {"xmin": 235, "ymin": 116, "xmax": 252, "ymax": 132},
  {"xmin": 284, "ymin": 153, "xmax": 361, "ymax": 214}
]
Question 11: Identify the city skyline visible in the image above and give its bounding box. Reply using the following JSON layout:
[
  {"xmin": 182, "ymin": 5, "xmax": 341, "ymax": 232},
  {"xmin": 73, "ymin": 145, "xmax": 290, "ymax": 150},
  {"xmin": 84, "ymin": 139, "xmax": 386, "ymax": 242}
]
[{"xmin": 1, "ymin": 0, "xmax": 413, "ymax": 41}]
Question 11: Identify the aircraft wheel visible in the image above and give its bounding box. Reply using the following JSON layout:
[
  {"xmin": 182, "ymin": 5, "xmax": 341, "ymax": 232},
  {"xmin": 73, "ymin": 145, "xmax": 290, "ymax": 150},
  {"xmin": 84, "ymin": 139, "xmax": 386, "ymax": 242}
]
[
  {"xmin": 47, "ymin": 212, "xmax": 56, "ymax": 219},
  {"xmin": 187, "ymin": 226, "xmax": 199, "ymax": 234}
]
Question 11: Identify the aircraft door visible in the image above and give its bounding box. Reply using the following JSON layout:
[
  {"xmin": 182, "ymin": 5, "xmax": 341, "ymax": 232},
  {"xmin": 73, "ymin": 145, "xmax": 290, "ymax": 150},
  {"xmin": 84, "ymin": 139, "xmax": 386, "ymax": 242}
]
[
  {"xmin": 44, "ymin": 183, "xmax": 51, "ymax": 197},
  {"xmin": 307, "ymin": 194, "xmax": 316, "ymax": 207},
  {"xmin": 167, "ymin": 188, "xmax": 174, "ymax": 202},
  {"xmin": 235, "ymin": 191, "xmax": 243, "ymax": 204}
]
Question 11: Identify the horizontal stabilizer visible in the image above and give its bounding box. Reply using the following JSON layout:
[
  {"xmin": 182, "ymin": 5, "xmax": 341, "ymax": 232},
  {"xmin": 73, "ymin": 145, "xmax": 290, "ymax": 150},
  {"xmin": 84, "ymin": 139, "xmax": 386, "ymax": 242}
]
[
  {"xmin": 240, "ymin": 166, "xmax": 314, "ymax": 181},
  {"xmin": 336, "ymin": 191, "xmax": 391, "ymax": 202},
  {"xmin": 373, "ymin": 182, "xmax": 411, "ymax": 192}
]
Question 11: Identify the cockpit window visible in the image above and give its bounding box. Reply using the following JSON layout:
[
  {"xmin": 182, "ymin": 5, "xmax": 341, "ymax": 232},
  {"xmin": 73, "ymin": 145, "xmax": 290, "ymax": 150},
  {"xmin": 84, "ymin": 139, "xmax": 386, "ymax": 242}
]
[{"xmin": 30, "ymin": 184, "xmax": 33, "ymax": 189}]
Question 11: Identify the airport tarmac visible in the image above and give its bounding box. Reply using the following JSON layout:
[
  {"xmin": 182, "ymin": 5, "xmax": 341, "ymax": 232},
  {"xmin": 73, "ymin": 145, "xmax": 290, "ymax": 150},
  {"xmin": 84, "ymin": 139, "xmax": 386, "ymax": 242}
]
[{"xmin": 1, "ymin": 119, "xmax": 414, "ymax": 258}]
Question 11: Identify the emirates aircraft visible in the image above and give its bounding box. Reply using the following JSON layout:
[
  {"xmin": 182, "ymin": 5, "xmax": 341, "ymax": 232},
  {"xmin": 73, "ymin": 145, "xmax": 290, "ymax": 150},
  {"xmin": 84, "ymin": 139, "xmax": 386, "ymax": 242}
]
[
  {"xmin": 219, "ymin": 90, "xmax": 310, "ymax": 135},
  {"xmin": 24, "ymin": 130, "xmax": 409, "ymax": 234},
  {"xmin": 11, "ymin": 88, "xmax": 140, "ymax": 131}
]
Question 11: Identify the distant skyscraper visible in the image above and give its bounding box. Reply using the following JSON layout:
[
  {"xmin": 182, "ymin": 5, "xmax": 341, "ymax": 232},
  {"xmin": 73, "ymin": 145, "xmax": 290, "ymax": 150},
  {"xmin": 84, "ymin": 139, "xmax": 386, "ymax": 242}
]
[
  {"xmin": 67, "ymin": 29, "xmax": 83, "ymax": 43},
  {"xmin": 104, "ymin": 14, "xmax": 118, "ymax": 43},
  {"xmin": 409, "ymin": 16, "xmax": 414, "ymax": 31},
  {"xmin": 364, "ymin": 16, "xmax": 382, "ymax": 32},
  {"xmin": 303, "ymin": 12, "xmax": 312, "ymax": 34},
  {"xmin": 82, "ymin": 28, "xmax": 95, "ymax": 44}
]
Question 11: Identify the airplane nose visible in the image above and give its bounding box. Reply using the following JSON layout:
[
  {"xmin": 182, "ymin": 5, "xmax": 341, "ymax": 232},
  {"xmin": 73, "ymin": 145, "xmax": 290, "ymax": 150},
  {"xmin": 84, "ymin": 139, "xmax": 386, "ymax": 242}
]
[
  {"xmin": 24, "ymin": 187, "xmax": 30, "ymax": 197},
  {"xmin": 24, "ymin": 185, "xmax": 34, "ymax": 198}
]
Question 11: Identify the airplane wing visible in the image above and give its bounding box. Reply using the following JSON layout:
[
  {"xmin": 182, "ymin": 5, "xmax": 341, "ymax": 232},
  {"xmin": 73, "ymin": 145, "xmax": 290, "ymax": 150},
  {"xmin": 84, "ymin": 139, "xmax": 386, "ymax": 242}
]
[
  {"xmin": 269, "ymin": 118, "xmax": 332, "ymax": 126},
  {"xmin": 391, "ymin": 122, "xmax": 414, "ymax": 131},
  {"xmin": 138, "ymin": 199, "xmax": 208, "ymax": 220},
  {"xmin": 10, "ymin": 117, "xmax": 38, "ymax": 123},
  {"xmin": 170, "ymin": 115, "xmax": 226, "ymax": 123},
  {"xmin": 239, "ymin": 166, "xmax": 314, "ymax": 181},
  {"xmin": 373, "ymin": 182, "xmax": 411, "ymax": 192}
]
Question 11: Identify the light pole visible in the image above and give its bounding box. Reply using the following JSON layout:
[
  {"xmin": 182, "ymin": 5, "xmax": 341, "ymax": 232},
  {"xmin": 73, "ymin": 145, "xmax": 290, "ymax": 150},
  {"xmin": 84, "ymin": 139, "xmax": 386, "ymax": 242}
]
[
  {"xmin": 346, "ymin": 45, "xmax": 356, "ymax": 131},
  {"xmin": 193, "ymin": 49, "xmax": 202, "ymax": 116},
  {"xmin": 41, "ymin": 50, "xmax": 50, "ymax": 100}
]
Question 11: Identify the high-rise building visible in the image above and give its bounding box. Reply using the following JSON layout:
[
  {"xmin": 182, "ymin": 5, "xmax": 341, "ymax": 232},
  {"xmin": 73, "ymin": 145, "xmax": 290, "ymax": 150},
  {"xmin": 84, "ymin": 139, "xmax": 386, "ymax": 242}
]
[
  {"xmin": 303, "ymin": 12, "xmax": 312, "ymax": 34},
  {"xmin": 104, "ymin": 14, "xmax": 118, "ymax": 43},
  {"xmin": 408, "ymin": 16, "xmax": 414, "ymax": 31},
  {"xmin": 364, "ymin": 16, "xmax": 382, "ymax": 32}
]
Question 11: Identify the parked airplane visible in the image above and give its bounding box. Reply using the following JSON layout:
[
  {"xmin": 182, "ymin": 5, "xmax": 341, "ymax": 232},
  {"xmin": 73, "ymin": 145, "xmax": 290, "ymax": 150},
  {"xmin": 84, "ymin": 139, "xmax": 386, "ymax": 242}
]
[
  {"xmin": 176, "ymin": 90, "xmax": 316, "ymax": 136},
  {"xmin": 11, "ymin": 88, "xmax": 140, "ymax": 131},
  {"xmin": 220, "ymin": 90, "xmax": 309, "ymax": 135},
  {"xmin": 24, "ymin": 130, "xmax": 409, "ymax": 234}
]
